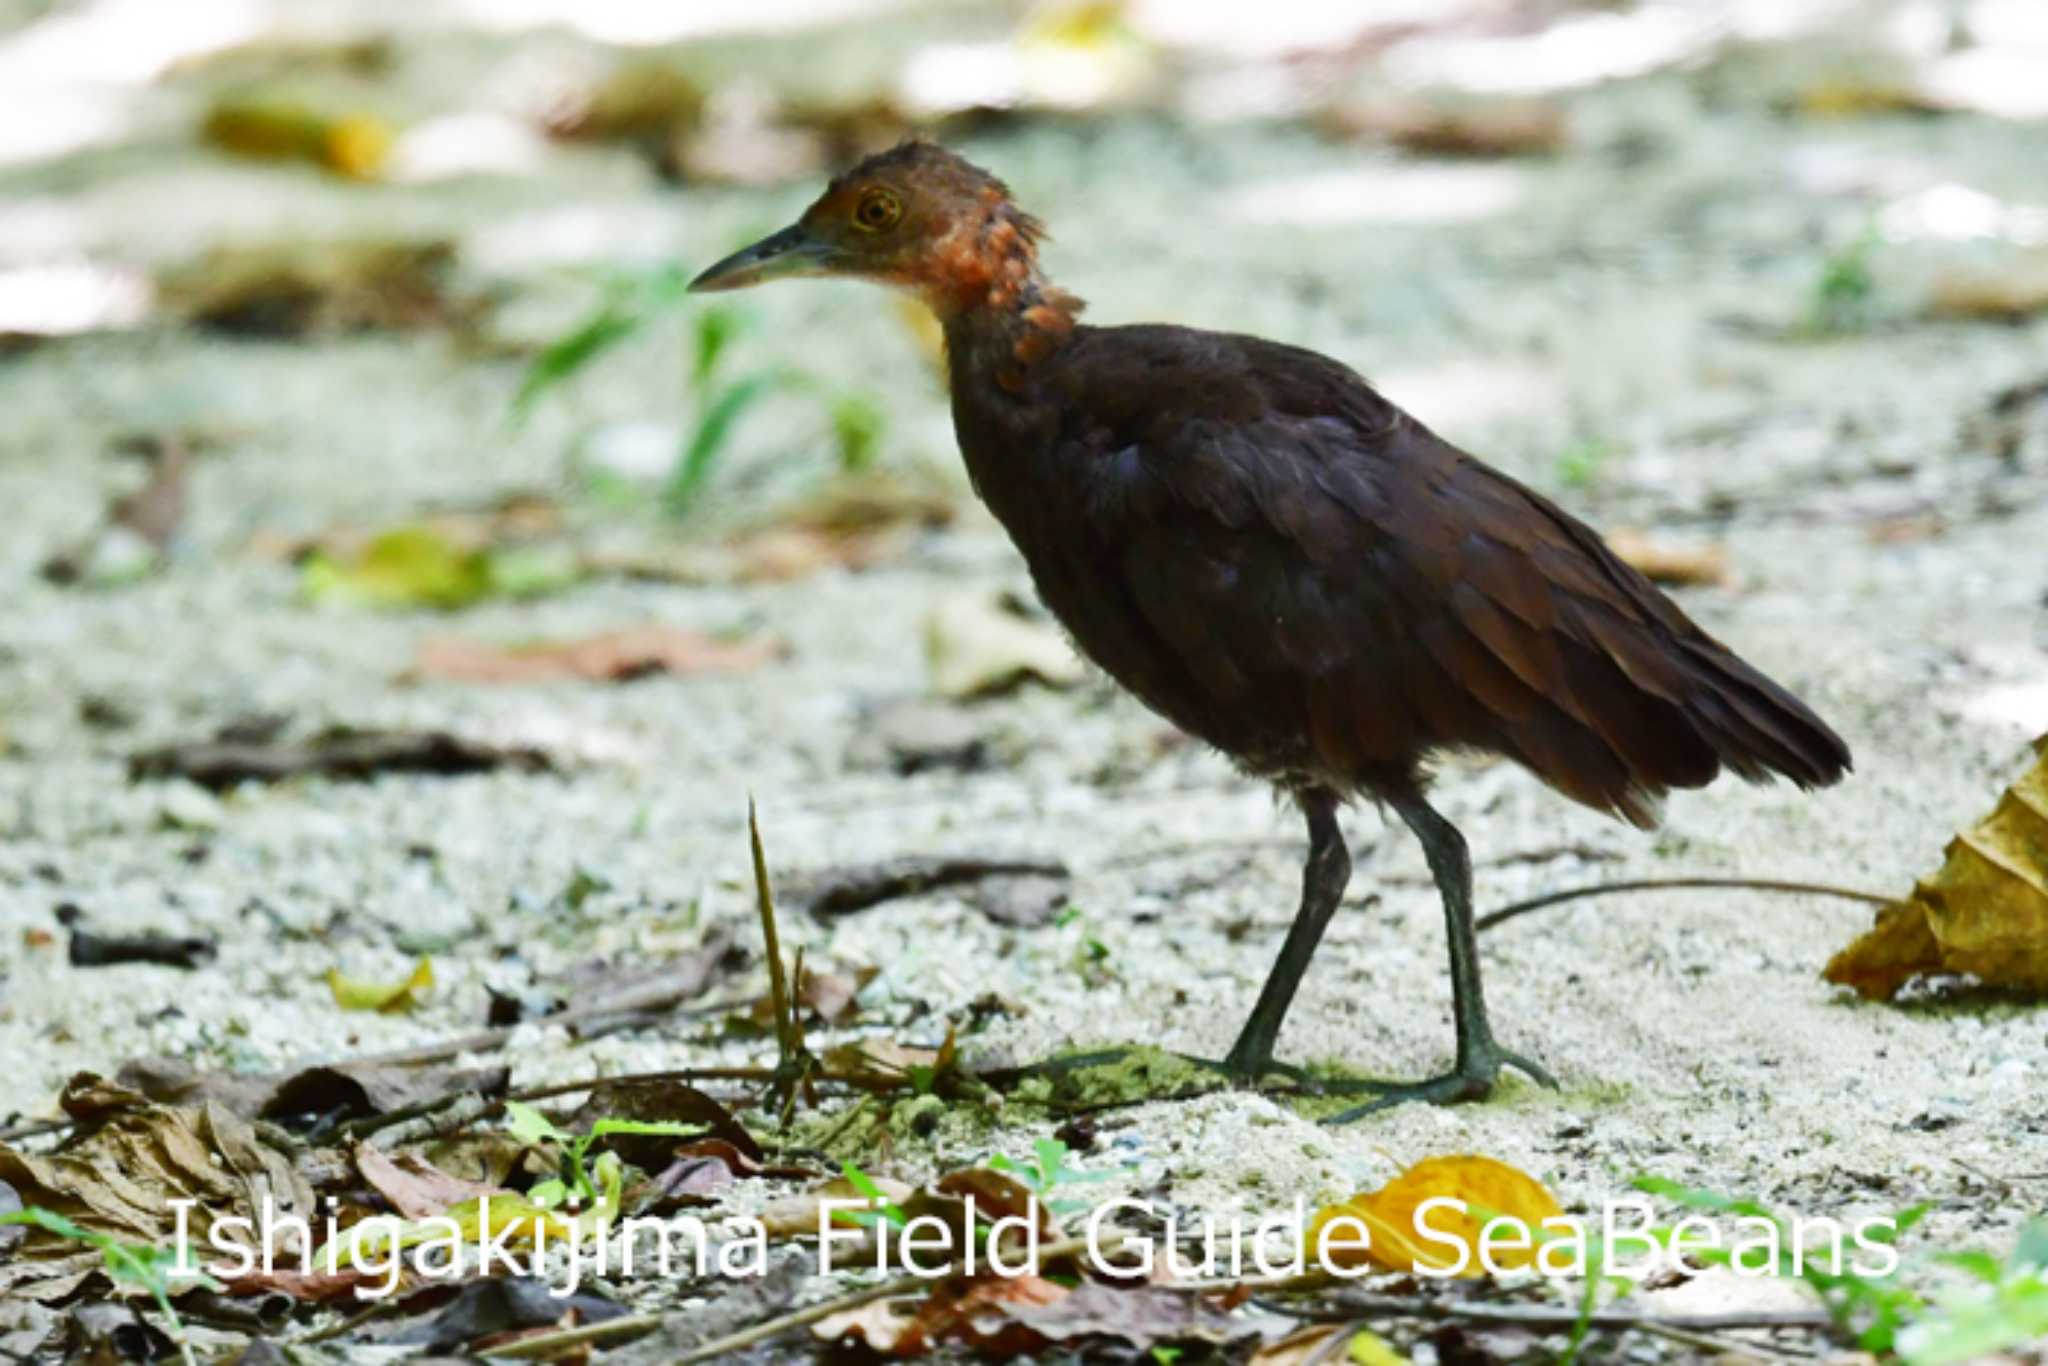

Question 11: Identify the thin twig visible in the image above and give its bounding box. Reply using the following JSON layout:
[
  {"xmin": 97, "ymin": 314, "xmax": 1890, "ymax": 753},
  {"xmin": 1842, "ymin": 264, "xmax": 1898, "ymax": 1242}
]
[
  {"xmin": 1477, "ymin": 877, "xmax": 1892, "ymax": 933},
  {"xmin": 0, "ymin": 1117, "xmax": 70, "ymax": 1144},
  {"xmin": 1264, "ymin": 1292, "xmax": 1831, "ymax": 1334},
  {"xmin": 1629, "ymin": 1317, "xmax": 1812, "ymax": 1361}
]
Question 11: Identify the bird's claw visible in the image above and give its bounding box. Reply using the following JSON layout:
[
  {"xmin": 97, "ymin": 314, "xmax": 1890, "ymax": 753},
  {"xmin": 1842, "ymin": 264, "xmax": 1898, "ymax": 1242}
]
[{"xmin": 1317, "ymin": 1043, "xmax": 1560, "ymax": 1124}]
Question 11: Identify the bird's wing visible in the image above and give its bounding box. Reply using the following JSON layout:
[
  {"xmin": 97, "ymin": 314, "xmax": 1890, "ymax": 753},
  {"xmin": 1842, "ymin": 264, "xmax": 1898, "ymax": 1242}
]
[{"xmin": 1047, "ymin": 326, "xmax": 1848, "ymax": 822}]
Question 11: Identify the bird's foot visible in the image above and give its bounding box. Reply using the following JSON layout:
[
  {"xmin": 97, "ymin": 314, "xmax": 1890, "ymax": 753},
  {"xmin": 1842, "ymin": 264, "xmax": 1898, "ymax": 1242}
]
[{"xmin": 1316, "ymin": 1043, "xmax": 1558, "ymax": 1124}]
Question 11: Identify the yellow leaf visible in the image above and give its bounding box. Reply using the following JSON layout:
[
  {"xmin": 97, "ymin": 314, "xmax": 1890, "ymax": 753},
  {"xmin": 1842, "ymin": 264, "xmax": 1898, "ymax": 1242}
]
[
  {"xmin": 1350, "ymin": 1330, "xmax": 1409, "ymax": 1366},
  {"xmin": 331, "ymin": 1191, "xmax": 574, "ymax": 1263},
  {"xmin": 1306, "ymin": 1155, "xmax": 1563, "ymax": 1278},
  {"xmin": 1826, "ymin": 735, "xmax": 2048, "ymax": 999},
  {"xmin": 301, "ymin": 527, "xmax": 493, "ymax": 611},
  {"xmin": 327, "ymin": 956, "xmax": 434, "ymax": 1012},
  {"xmin": 443, "ymin": 1193, "xmax": 573, "ymax": 1246}
]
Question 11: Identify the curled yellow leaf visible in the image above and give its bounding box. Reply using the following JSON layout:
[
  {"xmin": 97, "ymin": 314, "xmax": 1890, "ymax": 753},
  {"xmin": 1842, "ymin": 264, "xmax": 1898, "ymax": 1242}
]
[
  {"xmin": 1826, "ymin": 734, "xmax": 2048, "ymax": 999},
  {"xmin": 327, "ymin": 956, "xmax": 434, "ymax": 1012},
  {"xmin": 1306, "ymin": 1154, "xmax": 1563, "ymax": 1278}
]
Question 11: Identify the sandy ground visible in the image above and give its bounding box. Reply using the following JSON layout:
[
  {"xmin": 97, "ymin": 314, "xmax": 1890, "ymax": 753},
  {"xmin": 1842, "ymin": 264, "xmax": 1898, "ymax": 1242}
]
[{"xmin": 3, "ymin": 0, "xmax": 2048, "ymax": 1355}]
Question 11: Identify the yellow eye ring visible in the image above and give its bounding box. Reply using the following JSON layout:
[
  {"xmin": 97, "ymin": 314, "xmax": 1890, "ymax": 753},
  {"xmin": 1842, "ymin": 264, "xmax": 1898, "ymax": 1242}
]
[{"xmin": 853, "ymin": 189, "xmax": 902, "ymax": 233}]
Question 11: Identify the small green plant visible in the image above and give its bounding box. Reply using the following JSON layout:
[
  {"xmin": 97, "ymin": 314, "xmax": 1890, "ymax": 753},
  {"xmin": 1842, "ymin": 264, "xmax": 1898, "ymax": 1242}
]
[
  {"xmin": 515, "ymin": 259, "xmax": 882, "ymax": 517},
  {"xmin": 1554, "ymin": 435, "xmax": 1616, "ymax": 489},
  {"xmin": 1806, "ymin": 228, "xmax": 1881, "ymax": 335},
  {"xmin": 1633, "ymin": 1177, "xmax": 1928, "ymax": 1352},
  {"xmin": 1899, "ymin": 1217, "xmax": 2048, "ymax": 1365},
  {"xmin": 1054, "ymin": 906, "xmax": 1117, "ymax": 986},
  {"xmin": 834, "ymin": 1160, "xmax": 909, "ymax": 1231},
  {"xmin": 501, "ymin": 1100, "xmax": 705, "ymax": 1210},
  {"xmin": 988, "ymin": 1136, "xmax": 1121, "ymax": 1218},
  {"xmin": 1554, "ymin": 1178, "xmax": 2046, "ymax": 1364},
  {"xmin": 0, "ymin": 1207, "xmax": 220, "ymax": 1366}
]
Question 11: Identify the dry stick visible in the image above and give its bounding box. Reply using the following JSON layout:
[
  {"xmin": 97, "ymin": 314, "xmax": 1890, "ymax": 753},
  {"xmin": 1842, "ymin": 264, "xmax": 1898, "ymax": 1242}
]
[
  {"xmin": 0, "ymin": 1117, "xmax": 70, "ymax": 1144},
  {"xmin": 477, "ymin": 1234, "xmax": 1119, "ymax": 1363},
  {"xmin": 1630, "ymin": 1318, "xmax": 1812, "ymax": 1362},
  {"xmin": 1268, "ymin": 1293, "xmax": 1831, "ymax": 1334},
  {"xmin": 751, "ymin": 799, "xmax": 798, "ymax": 1062},
  {"xmin": 1476, "ymin": 876, "xmax": 1892, "ymax": 934},
  {"xmin": 749, "ymin": 798, "xmax": 816, "ymax": 1126}
]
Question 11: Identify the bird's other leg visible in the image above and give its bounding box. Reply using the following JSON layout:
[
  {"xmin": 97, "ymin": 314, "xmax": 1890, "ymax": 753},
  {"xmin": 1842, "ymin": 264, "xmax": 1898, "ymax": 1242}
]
[
  {"xmin": 1219, "ymin": 785, "xmax": 1350, "ymax": 1084},
  {"xmin": 1325, "ymin": 789, "xmax": 1558, "ymax": 1121}
]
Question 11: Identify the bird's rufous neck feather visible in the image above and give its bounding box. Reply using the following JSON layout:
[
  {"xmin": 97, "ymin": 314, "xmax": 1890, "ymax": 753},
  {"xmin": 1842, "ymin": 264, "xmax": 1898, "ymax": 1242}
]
[{"xmin": 921, "ymin": 195, "xmax": 1083, "ymax": 391}]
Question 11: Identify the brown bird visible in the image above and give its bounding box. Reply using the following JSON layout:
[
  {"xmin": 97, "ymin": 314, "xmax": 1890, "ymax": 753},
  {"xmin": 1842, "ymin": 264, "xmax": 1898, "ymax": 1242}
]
[{"xmin": 691, "ymin": 143, "xmax": 1851, "ymax": 1112}]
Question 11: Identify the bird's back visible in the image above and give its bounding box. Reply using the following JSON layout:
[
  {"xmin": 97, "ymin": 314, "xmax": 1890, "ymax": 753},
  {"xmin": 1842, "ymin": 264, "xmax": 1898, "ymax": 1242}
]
[{"xmin": 949, "ymin": 320, "xmax": 1851, "ymax": 824}]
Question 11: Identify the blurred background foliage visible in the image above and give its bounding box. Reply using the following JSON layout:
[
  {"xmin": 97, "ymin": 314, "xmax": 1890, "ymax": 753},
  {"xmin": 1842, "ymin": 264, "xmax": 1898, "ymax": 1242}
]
[{"xmin": 7, "ymin": 0, "xmax": 2048, "ymax": 600}]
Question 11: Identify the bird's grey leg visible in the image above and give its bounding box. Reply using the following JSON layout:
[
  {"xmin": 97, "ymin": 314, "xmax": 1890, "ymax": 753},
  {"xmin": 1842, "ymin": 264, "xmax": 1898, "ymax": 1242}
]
[
  {"xmin": 1220, "ymin": 786, "xmax": 1350, "ymax": 1082},
  {"xmin": 1322, "ymin": 790, "xmax": 1558, "ymax": 1122}
]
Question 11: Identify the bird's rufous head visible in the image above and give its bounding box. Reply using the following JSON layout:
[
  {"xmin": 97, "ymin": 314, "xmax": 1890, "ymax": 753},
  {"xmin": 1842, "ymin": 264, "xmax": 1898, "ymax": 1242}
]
[{"xmin": 689, "ymin": 141, "xmax": 1046, "ymax": 318}]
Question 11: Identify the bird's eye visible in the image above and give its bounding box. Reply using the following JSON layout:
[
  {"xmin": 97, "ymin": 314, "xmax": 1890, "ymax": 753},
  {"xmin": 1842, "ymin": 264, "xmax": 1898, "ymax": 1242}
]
[{"xmin": 853, "ymin": 189, "xmax": 902, "ymax": 233}]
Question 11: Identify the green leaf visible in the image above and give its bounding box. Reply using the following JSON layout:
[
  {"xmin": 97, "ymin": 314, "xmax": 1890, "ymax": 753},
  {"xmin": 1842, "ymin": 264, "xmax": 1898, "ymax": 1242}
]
[
  {"xmin": 0, "ymin": 1206, "xmax": 95, "ymax": 1243},
  {"xmin": 586, "ymin": 1118, "xmax": 710, "ymax": 1142},
  {"xmin": 514, "ymin": 265, "xmax": 691, "ymax": 419},
  {"xmin": 840, "ymin": 1161, "xmax": 907, "ymax": 1228},
  {"xmin": 514, "ymin": 305, "xmax": 643, "ymax": 419},
  {"xmin": 1907, "ymin": 1276, "xmax": 2048, "ymax": 1365},
  {"xmin": 692, "ymin": 305, "xmax": 749, "ymax": 389},
  {"xmin": 829, "ymin": 392, "xmax": 884, "ymax": 473},
  {"xmin": 503, "ymin": 1100, "xmax": 569, "ymax": 1147},
  {"xmin": 666, "ymin": 370, "xmax": 803, "ymax": 515}
]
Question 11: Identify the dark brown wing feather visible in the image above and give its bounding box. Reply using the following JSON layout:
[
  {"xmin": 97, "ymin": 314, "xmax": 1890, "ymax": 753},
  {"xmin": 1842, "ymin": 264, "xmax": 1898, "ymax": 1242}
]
[{"xmin": 977, "ymin": 323, "xmax": 1850, "ymax": 826}]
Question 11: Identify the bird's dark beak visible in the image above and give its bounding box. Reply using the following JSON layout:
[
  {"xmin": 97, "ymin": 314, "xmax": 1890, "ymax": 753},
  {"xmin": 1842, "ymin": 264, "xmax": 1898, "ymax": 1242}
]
[{"xmin": 688, "ymin": 224, "xmax": 839, "ymax": 293}]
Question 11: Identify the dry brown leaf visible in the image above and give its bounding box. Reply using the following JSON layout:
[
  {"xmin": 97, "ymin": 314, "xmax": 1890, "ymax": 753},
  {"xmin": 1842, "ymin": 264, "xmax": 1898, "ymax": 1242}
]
[
  {"xmin": 40, "ymin": 438, "xmax": 191, "ymax": 586},
  {"xmin": 925, "ymin": 594, "xmax": 1085, "ymax": 698},
  {"xmin": 544, "ymin": 61, "xmax": 705, "ymax": 144},
  {"xmin": 933, "ymin": 1168, "xmax": 1061, "ymax": 1240},
  {"xmin": 815, "ymin": 1274, "xmax": 1068, "ymax": 1357},
  {"xmin": 813, "ymin": 1295, "xmax": 927, "ymax": 1354},
  {"xmin": 744, "ymin": 960, "xmax": 878, "ymax": 1029},
  {"xmin": 1605, "ymin": 530, "xmax": 1731, "ymax": 587},
  {"xmin": 1003, "ymin": 1281, "xmax": 1263, "ymax": 1348},
  {"xmin": 1306, "ymin": 1154, "xmax": 1563, "ymax": 1277},
  {"xmin": 214, "ymin": 1265, "xmax": 386, "ymax": 1303},
  {"xmin": 157, "ymin": 239, "xmax": 468, "ymax": 337},
  {"xmin": 1317, "ymin": 98, "xmax": 1568, "ymax": 157},
  {"xmin": 1929, "ymin": 256, "xmax": 2048, "ymax": 323},
  {"xmin": 0, "ymin": 1076, "xmax": 315, "ymax": 1297},
  {"xmin": 585, "ymin": 476, "xmax": 954, "ymax": 585},
  {"xmin": 642, "ymin": 1137, "xmax": 813, "ymax": 1207},
  {"xmin": 130, "ymin": 724, "xmax": 554, "ymax": 790},
  {"xmin": 412, "ymin": 625, "xmax": 779, "ymax": 685},
  {"xmin": 758, "ymin": 1174, "xmax": 917, "ymax": 1239},
  {"xmin": 823, "ymin": 1036, "xmax": 951, "ymax": 1089},
  {"xmin": 119, "ymin": 1055, "xmax": 509, "ymax": 1128},
  {"xmin": 793, "ymin": 855, "xmax": 1068, "ymax": 918},
  {"xmin": 354, "ymin": 1142, "xmax": 505, "ymax": 1219},
  {"xmin": 1825, "ymin": 734, "xmax": 2048, "ymax": 999},
  {"xmin": 1251, "ymin": 1324, "xmax": 1347, "ymax": 1365}
]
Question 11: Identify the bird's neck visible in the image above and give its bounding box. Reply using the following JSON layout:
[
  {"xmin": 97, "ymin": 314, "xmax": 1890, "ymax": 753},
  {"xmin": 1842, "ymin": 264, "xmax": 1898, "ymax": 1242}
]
[
  {"xmin": 928, "ymin": 207, "xmax": 1083, "ymax": 392},
  {"xmin": 940, "ymin": 280, "xmax": 1083, "ymax": 393}
]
